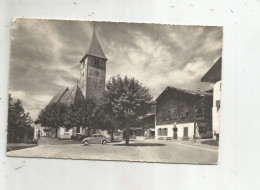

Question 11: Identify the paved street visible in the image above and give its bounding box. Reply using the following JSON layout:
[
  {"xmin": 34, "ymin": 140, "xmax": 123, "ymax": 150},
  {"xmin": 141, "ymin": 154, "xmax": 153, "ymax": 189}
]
[{"xmin": 6, "ymin": 140, "xmax": 218, "ymax": 164}]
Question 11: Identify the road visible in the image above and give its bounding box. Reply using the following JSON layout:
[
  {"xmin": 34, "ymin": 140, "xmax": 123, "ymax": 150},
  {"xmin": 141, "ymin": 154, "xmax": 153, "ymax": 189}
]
[{"xmin": 6, "ymin": 140, "xmax": 218, "ymax": 164}]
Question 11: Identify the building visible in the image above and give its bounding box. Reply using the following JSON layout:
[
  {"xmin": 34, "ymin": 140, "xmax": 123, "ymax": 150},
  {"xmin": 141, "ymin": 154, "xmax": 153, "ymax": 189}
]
[
  {"xmin": 201, "ymin": 57, "xmax": 222, "ymax": 140},
  {"xmin": 47, "ymin": 29, "xmax": 108, "ymax": 139},
  {"xmin": 155, "ymin": 86, "xmax": 213, "ymax": 140},
  {"xmin": 130, "ymin": 101, "xmax": 156, "ymax": 139},
  {"xmin": 33, "ymin": 124, "xmax": 52, "ymax": 139},
  {"xmin": 79, "ymin": 29, "xmax": 107, "ymax": 101}
]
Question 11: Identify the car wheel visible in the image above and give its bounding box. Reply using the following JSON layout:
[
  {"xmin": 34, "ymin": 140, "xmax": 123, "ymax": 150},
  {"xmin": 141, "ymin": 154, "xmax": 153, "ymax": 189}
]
[
  {"xmin": 102, "ymin": 140, "xmax": 108, "ymax": 145},
  {"xmin": 83, "ymin": 141, "xmax": 89, "ymax": 146}
]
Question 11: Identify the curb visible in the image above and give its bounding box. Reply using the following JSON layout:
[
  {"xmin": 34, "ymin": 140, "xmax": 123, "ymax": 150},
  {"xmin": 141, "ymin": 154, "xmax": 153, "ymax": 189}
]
[{"xmin": 178, "ymin": 141, "xmax": 219, "ymax": 150}]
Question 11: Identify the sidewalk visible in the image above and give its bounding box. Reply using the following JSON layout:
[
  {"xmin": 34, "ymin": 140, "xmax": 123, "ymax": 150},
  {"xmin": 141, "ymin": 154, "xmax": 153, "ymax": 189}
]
[
  {"xmin": 145, "ymin": 138, "xmax": 219, "ymax": 150},
  {"xmin": 176, "ymin": 140, "xmax": 219, "ymax": 150}
]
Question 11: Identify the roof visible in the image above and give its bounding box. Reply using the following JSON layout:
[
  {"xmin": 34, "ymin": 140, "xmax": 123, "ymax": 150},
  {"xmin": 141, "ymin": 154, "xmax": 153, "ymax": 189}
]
[
  {"xmin": 49, "ymin": 85, "xmax": 85, "ymax": 106},
  {"xmin": 156, "ymin": 86, "xmax": 212, "ymax": 101},
  {"xmin": 59, "ymin": 85, "xmax": 84, "ymax": 105},
  {"xmin": 201, "ymin": 57, "xmax": 222, "ymax": 83},
  {"xmin": 48, "ymin": 87, "xmax": 69, "ymax": 105},
  {"xmin": 80, "ymin": 29, "xmax": 107, "ymax": 62}
]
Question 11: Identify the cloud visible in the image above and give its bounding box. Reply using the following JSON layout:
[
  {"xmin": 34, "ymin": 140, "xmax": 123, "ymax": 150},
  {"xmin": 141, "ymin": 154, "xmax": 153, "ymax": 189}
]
[{"xmin": 9, "ymin": 19, "xmax": 222, "ymax": 120}]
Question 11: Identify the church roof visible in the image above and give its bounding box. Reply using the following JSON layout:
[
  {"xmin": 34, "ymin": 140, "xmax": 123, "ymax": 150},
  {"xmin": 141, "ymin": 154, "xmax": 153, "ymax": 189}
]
[
  {"xmin": 59, "ymin": 85, "xmax": 84, "ymax": 105},
  {"xmin": 80, "ymin": 29, "xmax": 107, "ymax": 62},
  {"xmin": 48, "ymin": 87, "xmax": 69, "ymax": 105},
  {"xmin": 49, "ymin": 85, "xmax": 85, "ymax": 106}
]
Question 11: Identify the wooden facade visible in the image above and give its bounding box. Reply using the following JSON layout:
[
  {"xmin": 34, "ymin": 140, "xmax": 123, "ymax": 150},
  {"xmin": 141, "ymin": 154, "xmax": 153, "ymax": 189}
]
[{"xmin": 156, "ymin": 87, "xmax": 213, "ymax": 137}]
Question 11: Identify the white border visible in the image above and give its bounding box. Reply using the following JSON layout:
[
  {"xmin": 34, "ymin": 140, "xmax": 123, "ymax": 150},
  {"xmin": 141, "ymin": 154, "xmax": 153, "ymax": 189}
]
[{"xmin": 1, "ymin": 0, "xmax": 260, "ymax": 190}]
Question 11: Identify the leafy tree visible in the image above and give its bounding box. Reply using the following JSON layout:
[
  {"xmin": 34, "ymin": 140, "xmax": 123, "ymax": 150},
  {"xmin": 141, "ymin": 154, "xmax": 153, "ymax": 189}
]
[
  {"xmin": 65, "ymin": 98, "xmax": 97, "ymax": 136},
  {"xmin": 104, "ymin": 75, "xmax": 153, "ymax": 144},
  {"xmin": 37, "ymin": 102, "xmax": 67, "ymax": 137},
  {"xmin": 37, "ymin": 98, "xmax": 98, "ymax": 138},
  {"xmin": 7, "ymin": 93, "xmax": 33, "ymax": 143}
]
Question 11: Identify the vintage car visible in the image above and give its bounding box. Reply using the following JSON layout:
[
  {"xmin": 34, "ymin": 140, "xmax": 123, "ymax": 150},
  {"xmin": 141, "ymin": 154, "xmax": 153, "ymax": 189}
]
[{"xmin": 81, "ymin": 134, "xmax": 111, "ymax": 145}]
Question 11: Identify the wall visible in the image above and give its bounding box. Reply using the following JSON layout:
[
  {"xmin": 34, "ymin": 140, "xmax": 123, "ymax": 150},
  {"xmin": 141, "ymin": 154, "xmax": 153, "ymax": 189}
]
[
  {"xmin": 156, "ymin": 88, "xmax": 213, "ymax": 139},
  {"xmin": 156, "ymin": 93, "xmax": 195, "ymax": 125},
  {"xmin": 33, "ymin": 124, "xmax": 46, "ymax": 139},
  {"xmin": 155, "ymin": 122, "xmax": 200, "ymax": 140},
  {"xmin": 59, "ymin": 127, "xmax": 73, "ymax": 139},
  {"xmin": 86, "ymin": 56, "xmax": 106, "ymax": 101}
]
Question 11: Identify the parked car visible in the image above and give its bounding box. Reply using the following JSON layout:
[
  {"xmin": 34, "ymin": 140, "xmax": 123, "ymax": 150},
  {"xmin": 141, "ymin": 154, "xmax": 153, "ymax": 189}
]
[{"xmin": 81, "ymin": 134, "xmax": 111, "ymax": 145}]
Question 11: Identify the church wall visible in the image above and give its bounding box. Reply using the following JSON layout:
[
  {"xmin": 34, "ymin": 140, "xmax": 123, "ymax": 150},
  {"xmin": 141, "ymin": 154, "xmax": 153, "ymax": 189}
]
[
  {"xmin": 79, "ymin": 56, "xmax": 107, "ymax": 101},
  {"xmin": 86, "ymin": 56, "xmax": 106, "ymax": 101},
  {"xmin": 59, "ymin": 127, "xmax": 73, "ymax": 139}
]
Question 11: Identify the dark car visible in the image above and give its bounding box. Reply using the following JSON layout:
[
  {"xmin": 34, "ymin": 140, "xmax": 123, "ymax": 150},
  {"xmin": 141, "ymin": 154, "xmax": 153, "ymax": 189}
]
[{"xmin": 81, "ymin": 134, "xmax": 111, "ymax": 145}]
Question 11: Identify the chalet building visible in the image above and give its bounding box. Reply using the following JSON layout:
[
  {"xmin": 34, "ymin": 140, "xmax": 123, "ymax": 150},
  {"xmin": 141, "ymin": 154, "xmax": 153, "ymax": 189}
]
[
  {"xmin": 130, "ymin": 101, "xmax": 156, "ymax": 139},
  {"xmin": 155, "ymin": 86, "xmax": 213, "ymax": 140},
  {"xmin": 201, "ymin": 57, "xmax": 222, "ymax": 140},
  {"xmin": 47, "ymin": 29, "xmax": 108, "ymax": 139}
]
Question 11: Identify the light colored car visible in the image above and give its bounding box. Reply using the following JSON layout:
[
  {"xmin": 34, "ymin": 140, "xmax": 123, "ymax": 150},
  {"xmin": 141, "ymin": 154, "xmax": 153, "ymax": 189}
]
[{"xmin": 81, "ymin": 134, "xmax": 111, "ymax": 145}]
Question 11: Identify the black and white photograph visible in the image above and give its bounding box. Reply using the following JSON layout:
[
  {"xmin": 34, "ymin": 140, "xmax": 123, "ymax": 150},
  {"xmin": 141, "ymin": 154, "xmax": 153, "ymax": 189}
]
[{"xmin": 6, "ymin": 18, "xmax": 222, "ymax": 164}]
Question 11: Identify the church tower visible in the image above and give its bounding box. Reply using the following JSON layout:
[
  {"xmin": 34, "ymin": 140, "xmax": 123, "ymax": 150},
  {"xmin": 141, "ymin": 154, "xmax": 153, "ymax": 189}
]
[{"xmin": 79, "ymin": 29, "xmax": 107, "ymax": 101}]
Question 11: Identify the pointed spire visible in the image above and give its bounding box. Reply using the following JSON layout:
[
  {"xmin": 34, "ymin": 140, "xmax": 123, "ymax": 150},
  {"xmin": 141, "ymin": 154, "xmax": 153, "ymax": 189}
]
[{"xmin": 86, "ymin": 28, "xmax": 107, "ymax": 60}]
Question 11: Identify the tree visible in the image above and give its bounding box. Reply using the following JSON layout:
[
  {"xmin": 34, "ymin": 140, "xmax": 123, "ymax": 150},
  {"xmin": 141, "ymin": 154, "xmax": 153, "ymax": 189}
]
[
  {"xmin": 7, "ymin": 93, "xmax": 33, "ymax": 143},
  {"xmin": 65, "ymin": 98, "xmax": 97, "ymax": 136},
  {"xmin": 104, "ymin": 75, "xmax": 153, "ymax": 144},
  {"xmin": 37, "ymin": 98, "xmax": 98, "ymax": 138},
  {"xmin": 37, "ymin": 102, "xmax": 67, "ymax": 137}
]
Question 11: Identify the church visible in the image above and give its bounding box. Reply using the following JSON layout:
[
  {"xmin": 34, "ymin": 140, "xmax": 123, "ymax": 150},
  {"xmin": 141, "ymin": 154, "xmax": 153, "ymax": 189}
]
[{"xmin": 47, "ymin": 29, "xmax": 108, "ymax": 139}]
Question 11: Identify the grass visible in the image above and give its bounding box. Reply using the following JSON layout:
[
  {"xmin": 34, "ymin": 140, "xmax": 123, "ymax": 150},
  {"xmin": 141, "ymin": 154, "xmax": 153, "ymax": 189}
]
[{"xmin": 201, "ymin": 139, "xmax": 219, "ymax": 146}]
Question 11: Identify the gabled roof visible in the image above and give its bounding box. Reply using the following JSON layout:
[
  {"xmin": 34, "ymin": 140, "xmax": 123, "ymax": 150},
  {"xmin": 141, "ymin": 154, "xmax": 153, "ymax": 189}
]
[
  {"xmin": 48, "ymin": 87, "xmax": 69, "ymax": 105},
  {"xmin": 49, "ymin": 85, "xmax": 85, "ymax": 106},
  {"xmin": 156, "ymin": 86, "xmax": 212, "ymax": 101},
  {"xmin": 201, "ymin": 57, "xmax": 222, "ymax": 83},
  {"xmin": 80, "ymin": 30, "xmax": 107, "ymax": 62},
  {"xmin": 59, "ymin": 85, "xmax": 84, "ymax": 105}
]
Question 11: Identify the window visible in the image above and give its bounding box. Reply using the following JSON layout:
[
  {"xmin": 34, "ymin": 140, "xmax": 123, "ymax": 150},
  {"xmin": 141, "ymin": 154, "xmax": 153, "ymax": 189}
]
[
  {"xmin": 158, "ymin": 128, "xmax": 161, "ymax": 136},
  {"xmin": 164, "ymin": 128, "xmax": 168, "ymax": 136},
  {"xmin": 65, "ymin": 127, "xmax": 69, "ymax": 132},
  {"xmin": 95, "ymin": 58, "xmax": 99, "ymax": 65}
]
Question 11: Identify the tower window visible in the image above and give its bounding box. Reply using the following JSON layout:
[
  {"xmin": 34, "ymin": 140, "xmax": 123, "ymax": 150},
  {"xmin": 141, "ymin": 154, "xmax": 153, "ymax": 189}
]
[{"xmin": 95, "ymin": 58, "xmax": 99, "ymax": 65}]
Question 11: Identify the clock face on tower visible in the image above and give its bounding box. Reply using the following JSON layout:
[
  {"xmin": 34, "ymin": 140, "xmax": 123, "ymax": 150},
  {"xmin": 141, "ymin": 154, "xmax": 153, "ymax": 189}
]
[{"xmin": 88, "ymin": 66, "xmax": 105, "ymax": 83}]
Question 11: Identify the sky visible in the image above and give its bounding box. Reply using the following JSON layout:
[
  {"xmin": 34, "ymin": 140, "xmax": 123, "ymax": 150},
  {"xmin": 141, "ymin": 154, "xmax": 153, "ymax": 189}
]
[{"xmin": 9, "ymin": 19, "xmax": 222, "ymax": 120}]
